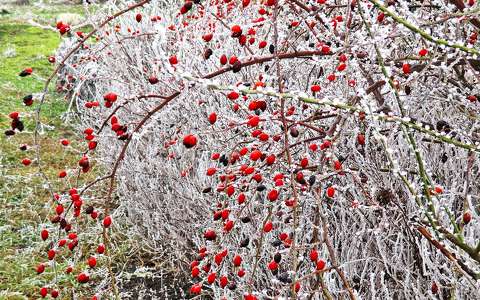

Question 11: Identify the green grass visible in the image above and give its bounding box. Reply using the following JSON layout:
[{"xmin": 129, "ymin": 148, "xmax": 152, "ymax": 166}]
[
  {"xmin": 1, "ymin": 1, "xmax": 85, "ymax": 26},
  {"xmin": 0, "ymin": 4, "xmax": 140, "ymax": 299},
  {"xmin": 0, "ymin": 9, "xmax": 79, "ymax": 300}
]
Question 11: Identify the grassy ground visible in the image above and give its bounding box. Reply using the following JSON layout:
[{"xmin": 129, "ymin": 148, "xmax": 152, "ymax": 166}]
[{"xmin": 0, "ymin": 2, "xmax": 84, "ymax": 299}]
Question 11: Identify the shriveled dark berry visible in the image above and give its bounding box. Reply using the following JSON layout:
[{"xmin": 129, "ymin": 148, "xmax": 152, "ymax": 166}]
[
  {"xmin": 232, "ymin": 61, "xmax": 242, "ymax": 73},
  {"xmin": 241, "ymin": 216, "xmax": 251, "ymax": 223},
  {"xmin": 204, "ymin": 48, "xmax": 213, "ymax": 60},
  {"xmin": 274, "ymin": 253, "xmax": 282, "ymax": 263},
  {"xmin": 290, "ymin": 127, "xmax": 299, "ymax": 137}
]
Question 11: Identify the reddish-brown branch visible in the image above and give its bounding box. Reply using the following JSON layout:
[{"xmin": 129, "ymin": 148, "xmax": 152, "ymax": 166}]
[
  {"xmin": 417, "ymin": 226, "xmax": 479, "ymax": 280},
  {"xmin": 317, "ymin": 191, "xmax": 357, "ymax": 300},
  {"xmin": 105, "ymin": 91, "xmax": 180, "ymax": 203},
  {"xmin": 449, "ymin": 0, "xmax": 480, "ymax": 29},
  {"xmin": 202, "ymin": 50, "xmax": 330, "ymax": 79}
]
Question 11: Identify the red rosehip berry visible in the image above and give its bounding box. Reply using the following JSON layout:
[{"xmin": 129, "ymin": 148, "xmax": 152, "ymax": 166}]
[
  {"xmin": 357, "ymin": 134, "xmax": 365, "ymax": 145},
  {"xmin": 268, "ymin": 260, "xmax": 278, "ymax": 270},
  {"xmin": 316, "ymin": 259, "xmax": 326, "ymax": 270},
  {"xmin": 41, "ymin": 229, "xmax": 49, "ymax": 241},
  {"xmin": 326, "ymin": 186, "xmax": 335, "ymax": 198},
  {"xmin": 183, "ymin": 134, "xmax": 198, "ymax": 148},
  {"xmin": 463, "ymin": 211, "xmax": 472, "ymax": 224},
  {"xmin": 208, "ymin": 112, "xmax": 217, "ymax": 124},
  {"xmin": 40, "ymin": 287, "xmax": 48, "ymax": 298},
  {"xmin": 103, "ymin": 92, "xmax": 117, "ymax": 102},
  {"xmin": 311, "ymin": 85, "xmax": 321, "ymax": 92},
  {"xmin": 88, "ymin": 256, "xmax": 97, "ymax": 268},
  {"xmin": 103, "ymin": 215, "xmax": 112, "ymax": 228},
  {"xmin": 310, "ymin": 249, "xmax": 318, "ymax": 262},
  {"xmin": 97, "ymin": 243, "xmax": 105, "ymax": 254},
  {"xmin": 263, "ymin": 221, "xmax": 273, "ymax": 232},
  {"xmin": 169, "ymin": 55, "xmax": 178, "ymax": 65},
  {"xmin": 77, "ymin": 272, "xmax": 89, "ymax": 283},
  {"xmin": 36, "ymin": 263, "xmax": 45, "ymax": 274}
]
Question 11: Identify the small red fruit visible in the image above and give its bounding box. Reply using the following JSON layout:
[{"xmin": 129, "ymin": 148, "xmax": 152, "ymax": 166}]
[
  {"xmin": 220, "ymin": 275, "xmax": 228, "ymax": 288},
  {"xmin": 231, "ymin": 25, "xmax": 242, "ymax": 37},
  {"xmin": 55, "ymin": 204, "xmax": 64, "ymax": 215},
  {"xmin": 463, "ymin": 211, "xmax": 472, "ymax": 224},
  {"xmin": 190, "ymin": 283, "xmax": 202, "ymax": 294},
  {"xmin": 36, "ymin": 263, "xmax": 45, "ymax": 274},
  {"xmin": 88, "ymin": 256, "xmax": 97, "ymax": 268},
  {"xmin": 266, "ymin": 154, "xmax": 276, "ymax": 165},
  {"xmin": 263, "ymin": 221, "xmax": 273, "ymax": 232},
  {"xmin": 206, "ymin": 167, "xmax": 216, "ymax": 176},
  {"xmin": 268, "ymin": 189, "xmax": 279, "ymax": 201},
  {"xmin": 311, "ymin": 85, "xmax": 321, "ymax": 93},
  {"xmin": 204, "ymin": 229, "xmax": 217, "ymax": 241},
  {"xmin": 103, "ymin": 215, "xmax": 112, "ymax": 228},
  {"xmin": 97, "ymin": 243, "xmax": 105, "ymax": 254},
  {"xmin": 19, "ymin": 67, "xmax": 33, "ymax": 77},
  {"xmin": 103, "ymin": 92, "xmax": 117, "ymax": 102},
  {"xmin": 238, "ymin": 269, "xmax": 246, "ymax": 277},
  {"xmin": 326, "ymin": 186, "xmax": 335, "ymax": 198},
  {"xmin": 169, "ymin": 55, "xmax": 178, "ymax": 65},
  {"xmin": 377, "ymin": 12, "xmax": 385, "ymax": 23},
  {"xmin": 191, "ymin": 266, "xmax": 200, "ymax": 277},
  {"xmin": 467, "ymin": 95, "xmax": 477, "ymax": 102},
  {"xmin": 227, "ymin": 91, "xmax": 239, "ymax": 100},
  {"xmin": 9, "ymin": 111, "xmax": 19, "ymax": 119},
  {"xmin": 148, "ymin": 76, "xmax": 159, "ymax": 84},
  {"xmin": 233, "ymin": 255, "xmax": 242, "ymax": 266},
  {"xmin": 220, "ymin": 54, "xmax": 227, "ymax": 65},
  {"xmin": 224, "ymin": 220, "xmax": 234, "ymax": 232},
  {"xmin": 202, "ymin": 33, "xmax": 213, "ymax": 42},
  {"xmin": 78, "ymin": 156, "xmax": 89, "ymax": 168},
  {"xmin": 310, "ymin": 249, "xmax": 318, "ymax": 262},
  {"xmin": 77, "ymin": 272, "xmax": 89, "ymax": 283},
  {"xmin": 238, "ymin": 193, "xmax": 246, "ymax": 204},
  {"xmin": 247, "ymin": 116, "xmax": 260, "ymax": 127},
  {"xmin": 47, "ymin": 249, "xmax": 55, "ymax": 260},
  {"xmin": 208, "ymin": 112, "xmax": 217, "ymax": 124},
  {"xmin": 316, "ymin": 259, "xmax": 326, "ymax": 270},
  {"xmin": 183, "ymin": 134, "xmax": 197, "ymax": 148},
  {"xmin": 207, "ymin": 272, "xmax": 216, "ymax": 284},
  {"xmin": 357, "ymin": 134, "xmax": 365, "ymax": 145},
  {"xmin": 295, "ymin": 282, "xmax": 301, "ymax": 292},
  {"xmin": 41, "ymin": 229, "xmax": 49, "ymax": 241},
  {"xmin": 268, "ymin": 260, "xmax": 278, "ymax": 270},
  {"xmin": 333, "ymin": 160, "xmax": 342, "ymax": 170},
  {"xmin": 40, "ymin": 287, "xmax": 48, "ymax": 298}
]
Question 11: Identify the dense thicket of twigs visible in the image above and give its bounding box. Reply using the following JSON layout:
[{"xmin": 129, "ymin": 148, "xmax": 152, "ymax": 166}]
[{"xmin": 35, "ymin": 0, "xmax": 480, "ymax": 298}]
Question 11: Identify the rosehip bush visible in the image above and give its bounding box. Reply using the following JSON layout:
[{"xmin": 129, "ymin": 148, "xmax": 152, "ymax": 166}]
[{"xmin": 7, "ymin": 0, "xmax": 480, "ymax": 299}]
